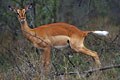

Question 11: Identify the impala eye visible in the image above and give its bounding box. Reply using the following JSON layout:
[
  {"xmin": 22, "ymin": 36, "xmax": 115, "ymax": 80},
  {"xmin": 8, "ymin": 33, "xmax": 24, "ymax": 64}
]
[
  {"xmin": 25, "ymin": 11, "xmax": 27, "ymax": 14},
  {"xmin": 16, "ymin": 13, "xmax": 19, "ymax": 15}
]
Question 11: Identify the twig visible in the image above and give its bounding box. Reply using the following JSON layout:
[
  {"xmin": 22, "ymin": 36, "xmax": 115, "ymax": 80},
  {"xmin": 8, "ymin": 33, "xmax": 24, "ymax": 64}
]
[
  {"xmin": 64, "ymin": 54, "xmax": 75, "ymax": 68},
  {"xmin": 55, "ymin": 64, "xmax": 120, "ymax": 77}
]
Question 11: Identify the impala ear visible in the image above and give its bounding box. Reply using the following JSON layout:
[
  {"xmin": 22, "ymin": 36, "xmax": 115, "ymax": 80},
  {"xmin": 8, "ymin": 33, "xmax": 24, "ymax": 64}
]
[
  {"xmin": 25, "ymin": 3, "xmax": 33, "ymax": 11},
  {"xmin": 8, "ymin": 5, "xmax": 17, "ymax": 12},
  {"xmin": 8, "ymin": 5, "xmax": 13, "ymax": 11}
]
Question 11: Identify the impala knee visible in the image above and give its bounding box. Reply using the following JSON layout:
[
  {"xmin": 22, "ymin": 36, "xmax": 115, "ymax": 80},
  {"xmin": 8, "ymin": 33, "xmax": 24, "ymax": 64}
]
[
  {"xmin": 45, "ymin": 61, "xmax": 50, "ymax": 66},
  {"xmin": 70, "ymin": 45, "xmax": 81, "ymax": 52},
  {"xmin": 91, "ymin": 53, "xmax": 99, "ymax": 61},
  {"xmin": 42, "ymin": 60, "xmax": 50, "ymax": 67}
]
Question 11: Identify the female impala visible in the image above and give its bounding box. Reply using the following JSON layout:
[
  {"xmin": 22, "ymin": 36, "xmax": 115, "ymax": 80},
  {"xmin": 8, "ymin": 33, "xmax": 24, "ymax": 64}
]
[{"xmin": 9, "ymin": 4, "xmax": 108, "ymax": 71}]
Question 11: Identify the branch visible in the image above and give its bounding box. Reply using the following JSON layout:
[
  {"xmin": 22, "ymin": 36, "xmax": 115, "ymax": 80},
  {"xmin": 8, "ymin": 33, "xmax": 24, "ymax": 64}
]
[{"xmin": 55, "ymin": 64, "xmax": 120, "ymax": 77}]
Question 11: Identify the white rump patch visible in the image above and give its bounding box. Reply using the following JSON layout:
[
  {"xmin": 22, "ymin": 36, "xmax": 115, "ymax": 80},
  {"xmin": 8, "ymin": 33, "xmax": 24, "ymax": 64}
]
[{"xmin": 93, "ymin": 31, "xmax": 109, "ymax": 36}]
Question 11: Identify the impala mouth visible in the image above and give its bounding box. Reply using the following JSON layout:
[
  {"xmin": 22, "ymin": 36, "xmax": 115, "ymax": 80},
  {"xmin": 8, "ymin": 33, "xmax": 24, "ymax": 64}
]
[{"xmin": 20, "ymin": 19, "xmax": 25, "ymax": 24}]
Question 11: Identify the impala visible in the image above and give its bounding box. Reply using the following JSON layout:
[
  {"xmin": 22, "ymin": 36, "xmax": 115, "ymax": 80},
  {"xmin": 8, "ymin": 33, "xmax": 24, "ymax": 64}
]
[{"xmin": 9, "ymin": 4, "xmax": 108, "ymax": 72}]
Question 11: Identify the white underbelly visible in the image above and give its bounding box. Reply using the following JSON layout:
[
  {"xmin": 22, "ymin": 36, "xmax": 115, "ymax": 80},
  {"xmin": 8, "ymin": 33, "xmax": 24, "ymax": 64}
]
[
  {"xmin": 50, "ymin": 35, "xmax": 70, "ymax": 49},
  {"xmin": 54, "ymin": 44, "xmax": 69, "ymax": 49}
]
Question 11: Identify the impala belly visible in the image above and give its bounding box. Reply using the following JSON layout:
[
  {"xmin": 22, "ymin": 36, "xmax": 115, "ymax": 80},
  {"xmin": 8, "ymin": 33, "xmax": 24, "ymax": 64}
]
[{"xmin": 50, "ymin": 35, "xmax": 70, "ymax": 49}]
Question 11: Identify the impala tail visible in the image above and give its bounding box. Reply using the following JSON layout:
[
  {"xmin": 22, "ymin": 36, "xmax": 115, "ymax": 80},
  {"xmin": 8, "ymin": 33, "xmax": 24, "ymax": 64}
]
[
  {"xmin": 92, "ymin": 31, "xmax": 109, "ymax": 36},
  {"xmin": 86, "ymin": 30, "xmax": 109, "ymax": 36}
]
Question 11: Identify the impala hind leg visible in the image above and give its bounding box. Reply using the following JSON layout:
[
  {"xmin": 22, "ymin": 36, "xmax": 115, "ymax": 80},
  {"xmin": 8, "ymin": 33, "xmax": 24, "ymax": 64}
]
[
  {"xmin": 78, "ymin": 47, "xmax": 101, "ymax": 67},
  {"xmin": 70, "ymin": 40, "xmax": 101, "ymax": 67}
]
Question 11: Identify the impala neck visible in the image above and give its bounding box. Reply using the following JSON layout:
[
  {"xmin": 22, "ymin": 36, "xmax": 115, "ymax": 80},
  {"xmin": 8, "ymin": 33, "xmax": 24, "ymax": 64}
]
[{"xmin": 20, "ymin": 20, "xmax": 32, "ymax": 33}]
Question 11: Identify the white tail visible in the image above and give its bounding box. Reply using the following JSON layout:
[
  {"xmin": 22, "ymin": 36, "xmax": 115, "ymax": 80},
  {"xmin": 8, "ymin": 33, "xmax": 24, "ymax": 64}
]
[{"xmin": 93, "ymin": 31, "xmax": 109, "ymax": 36}]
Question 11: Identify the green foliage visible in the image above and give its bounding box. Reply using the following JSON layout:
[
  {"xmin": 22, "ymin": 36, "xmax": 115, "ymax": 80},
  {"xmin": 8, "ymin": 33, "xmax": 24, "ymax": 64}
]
[
  {"xmin": 93, "ymin": 0, "xmax": 110, "ymax": 16},
  {"xmin": 34, "ymin": 0, "xmax": 60, "ymax": 26}
]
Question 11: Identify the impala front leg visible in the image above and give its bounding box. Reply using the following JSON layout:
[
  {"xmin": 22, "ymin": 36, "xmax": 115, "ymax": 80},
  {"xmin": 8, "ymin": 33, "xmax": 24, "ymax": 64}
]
[{"xmin": 42, "ymin": 47, "xmax": 51, "ymax": 74}]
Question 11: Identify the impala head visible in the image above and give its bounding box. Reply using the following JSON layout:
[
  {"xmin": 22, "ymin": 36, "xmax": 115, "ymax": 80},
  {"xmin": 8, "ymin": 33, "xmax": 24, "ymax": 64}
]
[{"xmin": 8, "ymin": 4, "xmax": 32, "ymax": 24}]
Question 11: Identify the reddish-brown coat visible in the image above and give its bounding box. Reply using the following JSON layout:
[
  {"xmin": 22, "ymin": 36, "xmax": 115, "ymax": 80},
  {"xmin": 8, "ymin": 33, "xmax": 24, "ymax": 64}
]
[{"xmin": 33, "ymin": 22, "xmax": 88, "ymax": 37}]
